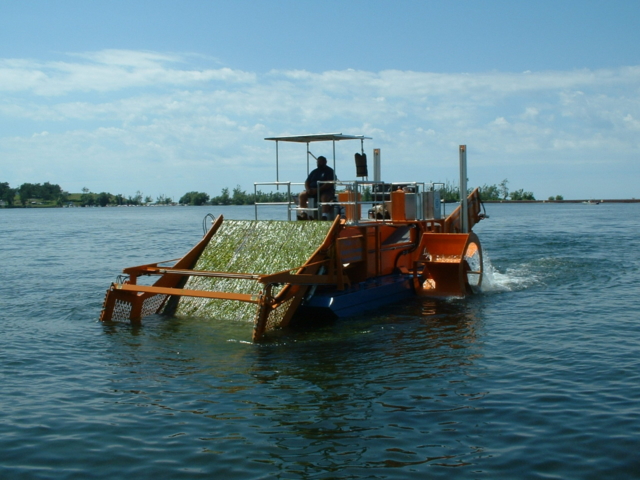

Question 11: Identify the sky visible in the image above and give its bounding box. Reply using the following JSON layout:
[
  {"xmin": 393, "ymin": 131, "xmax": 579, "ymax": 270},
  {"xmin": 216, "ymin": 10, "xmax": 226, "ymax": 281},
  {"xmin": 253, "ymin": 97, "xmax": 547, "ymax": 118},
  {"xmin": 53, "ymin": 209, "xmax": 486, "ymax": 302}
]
[{"xmin": 1, "ymin": 0, "xmax": 639, "ymax": 201}]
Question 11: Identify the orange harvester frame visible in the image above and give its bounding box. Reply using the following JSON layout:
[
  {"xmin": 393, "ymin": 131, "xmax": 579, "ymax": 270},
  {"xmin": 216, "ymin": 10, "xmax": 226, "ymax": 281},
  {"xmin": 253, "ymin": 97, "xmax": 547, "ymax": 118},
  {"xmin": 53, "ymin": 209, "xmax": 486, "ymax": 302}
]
[
  {"xmin": 100, "ymin": 189, "xmax": 485, "ymax": 342},
  {"xmin": 100, "ymin": 136, "xmax": 486, "ymax": 341}
]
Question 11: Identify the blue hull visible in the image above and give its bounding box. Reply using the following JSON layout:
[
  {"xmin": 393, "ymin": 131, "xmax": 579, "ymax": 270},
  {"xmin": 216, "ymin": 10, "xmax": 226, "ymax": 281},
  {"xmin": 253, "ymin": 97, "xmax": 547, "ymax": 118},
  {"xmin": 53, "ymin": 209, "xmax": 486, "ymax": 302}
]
[{"xmin": 299, "ymin": 274, "xmax": 415, "ymax": 318}]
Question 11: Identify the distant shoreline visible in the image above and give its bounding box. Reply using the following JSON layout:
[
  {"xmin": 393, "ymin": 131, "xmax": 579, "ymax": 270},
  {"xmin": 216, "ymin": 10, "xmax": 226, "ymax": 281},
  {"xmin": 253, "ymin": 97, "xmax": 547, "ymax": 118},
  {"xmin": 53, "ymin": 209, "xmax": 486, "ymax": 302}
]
[{"xmin": 1, "ymin": 198, "xmax": 639, "ymax": 209}]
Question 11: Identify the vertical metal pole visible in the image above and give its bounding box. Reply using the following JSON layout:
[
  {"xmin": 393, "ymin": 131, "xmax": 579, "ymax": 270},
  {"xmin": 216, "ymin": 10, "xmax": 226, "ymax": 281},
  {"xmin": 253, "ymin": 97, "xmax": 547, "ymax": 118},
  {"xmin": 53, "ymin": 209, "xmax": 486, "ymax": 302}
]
[
  {"xmin": 332, "ymin": 140, "xmax": 336, "ymax": 177},
  {"xmin": 373, "ymin": 148, "xmax": 381, "ymax": 207},
  {"xmin": 254, "ymin": 183, "xmax": 258, "ymax": 220},
  {"xmin": 276, "ymin": 141, "xmax": 279, "ymax": 185},
  {"xmin": 459, "ymin": 145, "xmax": 468, "ymax": 233},
  {"xmin": 287, "ymin": 182, "xmax": 291, "ymax": 221}
]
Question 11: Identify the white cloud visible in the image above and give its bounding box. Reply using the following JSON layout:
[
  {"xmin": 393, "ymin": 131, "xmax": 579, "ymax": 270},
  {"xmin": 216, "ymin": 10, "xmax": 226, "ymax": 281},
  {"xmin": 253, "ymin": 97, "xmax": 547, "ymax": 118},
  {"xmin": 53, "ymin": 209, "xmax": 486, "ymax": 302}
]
[
  {"xmin": 70, "ymin": 49, "xmax": 185, "ymax": 68},
  {"xmin": 623, "ymin": 114, "xmax": 640, "ymax": 130},
  {"xmin": 1, "ymin": 50, "xmax": 639, "ymax": 199},
  {"xmin": 491, "ymin": 117, "xmax": 509, "ymax": 126},
  {"xmin": 0, "ymin": 50, "xmax": 255, "ymax": 96}
]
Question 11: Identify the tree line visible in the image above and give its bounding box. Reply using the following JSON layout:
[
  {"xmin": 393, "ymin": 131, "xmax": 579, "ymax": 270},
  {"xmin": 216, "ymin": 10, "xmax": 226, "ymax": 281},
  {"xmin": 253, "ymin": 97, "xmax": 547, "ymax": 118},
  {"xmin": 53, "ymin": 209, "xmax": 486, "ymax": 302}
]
[
  {"xmin": 440, "ymin": 179, "xmax": 537, "ymax": 202},
  {"xmin": 187, "ymin": 180, "xmax": 542, "ymax": 206},
  {"xmin": 0, "ymin": 182, "xmax": 66, "ymax": 207},
  {"xmin": 177, "ymin": 186, "xmax": 301, "ymax": 206},
  {"xmin": 77, "ymin": 188, "xmax": 175, "ymax": 207},
  {"xmin": 0, "ymin": 182, "xmax": 175, "ymax": 207},
  {"xmin": 1, "ymin": 179, "xmax": 551, "ymax": 208}
]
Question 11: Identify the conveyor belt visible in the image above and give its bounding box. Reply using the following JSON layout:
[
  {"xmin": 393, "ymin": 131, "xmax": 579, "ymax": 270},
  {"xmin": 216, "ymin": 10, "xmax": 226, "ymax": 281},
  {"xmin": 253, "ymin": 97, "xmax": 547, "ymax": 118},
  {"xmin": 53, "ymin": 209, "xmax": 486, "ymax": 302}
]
[{"xmin": 175, "ymin": 220, "xmax": 332, "ymax": 322}]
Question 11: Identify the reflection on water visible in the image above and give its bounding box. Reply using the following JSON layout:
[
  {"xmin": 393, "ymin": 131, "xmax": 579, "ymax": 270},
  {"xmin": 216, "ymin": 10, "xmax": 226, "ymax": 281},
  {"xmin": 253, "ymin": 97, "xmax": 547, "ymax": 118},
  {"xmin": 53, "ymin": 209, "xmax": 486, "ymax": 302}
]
[{"xmin": 100, "ymin": 296, "xmax": 488, "ymax": 475}]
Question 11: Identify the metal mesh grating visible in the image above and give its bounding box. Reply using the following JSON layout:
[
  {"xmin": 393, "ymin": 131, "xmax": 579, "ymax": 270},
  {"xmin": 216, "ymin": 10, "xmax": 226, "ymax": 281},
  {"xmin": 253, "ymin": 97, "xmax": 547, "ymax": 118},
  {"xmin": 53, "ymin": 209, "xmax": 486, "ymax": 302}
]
[
  {"xmin": 265, "ymin": 297, "xmax": 295, "ymax": 333},
  {"xmin": 112, "ymin": 299, "xmax": 133, "ymax": 322},
  {"xmin": 141, "ymin": 294, "xmax": 167, "ymax": 317}
]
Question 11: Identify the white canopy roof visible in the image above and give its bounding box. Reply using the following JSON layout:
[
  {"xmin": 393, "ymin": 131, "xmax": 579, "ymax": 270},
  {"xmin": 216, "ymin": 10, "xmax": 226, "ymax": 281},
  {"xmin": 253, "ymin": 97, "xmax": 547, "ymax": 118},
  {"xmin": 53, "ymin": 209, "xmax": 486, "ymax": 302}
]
[{"xmin": 264, "ymin": 133, "xmax": 371, "ymax": 143}]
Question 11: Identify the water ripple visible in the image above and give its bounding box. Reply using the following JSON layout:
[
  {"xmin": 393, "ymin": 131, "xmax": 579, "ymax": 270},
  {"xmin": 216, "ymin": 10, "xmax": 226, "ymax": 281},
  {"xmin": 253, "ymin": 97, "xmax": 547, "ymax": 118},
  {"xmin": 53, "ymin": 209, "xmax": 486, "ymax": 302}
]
[{"xmin": 1, "ymin": 204, "xmax": 640, "ymax": 478}]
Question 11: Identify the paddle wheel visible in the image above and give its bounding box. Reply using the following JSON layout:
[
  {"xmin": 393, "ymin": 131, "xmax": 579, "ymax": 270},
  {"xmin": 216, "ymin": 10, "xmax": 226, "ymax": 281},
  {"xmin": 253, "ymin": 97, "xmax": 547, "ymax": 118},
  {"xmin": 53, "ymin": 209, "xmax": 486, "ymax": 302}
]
[{"xmin": 413, "ymin": 232, "xmax": 483, "ymax": 297}]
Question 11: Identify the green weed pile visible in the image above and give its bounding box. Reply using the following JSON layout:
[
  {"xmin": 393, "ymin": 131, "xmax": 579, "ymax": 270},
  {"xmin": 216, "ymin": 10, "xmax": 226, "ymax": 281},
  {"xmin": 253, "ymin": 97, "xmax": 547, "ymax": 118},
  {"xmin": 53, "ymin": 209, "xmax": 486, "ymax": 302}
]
[{"xmin": 175, "ymin": 220, "xmax": 331, "ymax": 322}]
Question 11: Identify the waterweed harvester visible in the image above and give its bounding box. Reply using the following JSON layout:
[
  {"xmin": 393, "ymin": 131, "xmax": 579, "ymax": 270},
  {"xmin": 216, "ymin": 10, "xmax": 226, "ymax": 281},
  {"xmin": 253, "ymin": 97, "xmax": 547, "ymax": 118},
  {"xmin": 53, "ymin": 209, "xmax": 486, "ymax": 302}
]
[{"xmin": 100, "ymin": 134, "xmax": 487, "ymax": 341}]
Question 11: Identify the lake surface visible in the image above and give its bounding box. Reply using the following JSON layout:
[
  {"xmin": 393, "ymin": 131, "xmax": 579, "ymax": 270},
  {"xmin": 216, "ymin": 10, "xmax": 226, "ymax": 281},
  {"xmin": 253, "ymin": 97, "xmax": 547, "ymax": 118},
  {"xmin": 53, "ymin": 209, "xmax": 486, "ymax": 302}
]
[{"xmin": 1, "ymin": 203, "xmax": 639, "ymax": 479}]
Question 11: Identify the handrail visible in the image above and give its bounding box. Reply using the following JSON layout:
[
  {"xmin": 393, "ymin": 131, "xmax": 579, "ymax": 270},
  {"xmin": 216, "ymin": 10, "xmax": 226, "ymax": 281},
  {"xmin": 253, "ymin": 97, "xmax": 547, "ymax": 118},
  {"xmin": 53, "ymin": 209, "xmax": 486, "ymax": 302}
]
[
  {"xmin": 253, "ymin": 179, "xmax": 444, "ymax": 224},
  {"xmin": 253, "ymin": 181, "xmax": 304, "ymax": 220}
]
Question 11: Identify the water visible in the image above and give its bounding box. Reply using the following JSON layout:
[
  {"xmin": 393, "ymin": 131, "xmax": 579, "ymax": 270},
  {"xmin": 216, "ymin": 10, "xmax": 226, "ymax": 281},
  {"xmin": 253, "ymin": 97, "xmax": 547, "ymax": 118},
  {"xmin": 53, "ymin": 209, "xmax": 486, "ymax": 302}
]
[{"xmin": 1, "ymin": 203, "xmax": 639, "ymax": 479}]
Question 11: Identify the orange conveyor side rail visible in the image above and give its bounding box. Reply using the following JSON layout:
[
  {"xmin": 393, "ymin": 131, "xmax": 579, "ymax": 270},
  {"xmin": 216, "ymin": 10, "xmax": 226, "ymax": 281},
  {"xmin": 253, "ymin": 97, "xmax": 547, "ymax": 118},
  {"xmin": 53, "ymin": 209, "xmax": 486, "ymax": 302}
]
[
  {"xmin": 100, "ymin": 215, "xmax": 225, "ymax": 323},
  {"xmin": 444, "ymin": 187, "xmax": 484, "ymax": 233}
]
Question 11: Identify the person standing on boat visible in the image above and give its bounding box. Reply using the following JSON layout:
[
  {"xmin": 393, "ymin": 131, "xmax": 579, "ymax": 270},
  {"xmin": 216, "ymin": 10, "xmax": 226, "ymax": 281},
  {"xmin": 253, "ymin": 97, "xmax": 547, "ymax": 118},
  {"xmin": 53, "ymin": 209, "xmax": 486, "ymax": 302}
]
[{"xmin": 298, "ymin": 155, "xmax": 335, "ymax": 220}]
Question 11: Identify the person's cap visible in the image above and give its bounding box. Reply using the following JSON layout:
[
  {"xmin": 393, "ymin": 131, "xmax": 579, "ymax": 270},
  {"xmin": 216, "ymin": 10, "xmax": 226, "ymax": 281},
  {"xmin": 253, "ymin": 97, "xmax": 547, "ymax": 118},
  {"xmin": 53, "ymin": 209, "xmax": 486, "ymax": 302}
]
[{"xmin": 317, "ymin": 156, "xmax": 327, "ymax": 162}]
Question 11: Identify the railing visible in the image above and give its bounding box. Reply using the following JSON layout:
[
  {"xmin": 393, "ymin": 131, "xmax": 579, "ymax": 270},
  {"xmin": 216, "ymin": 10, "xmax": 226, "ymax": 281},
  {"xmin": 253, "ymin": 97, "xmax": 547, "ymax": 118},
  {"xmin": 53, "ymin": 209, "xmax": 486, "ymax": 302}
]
[
  {"xmin": 318, "ymin": 180, "xmax": 443, "ymax": 225},
  {"xmin": 254, "ymin": 180, "xmax": 445, "ymax": 224},
  {"xmin": 253, "ymin": 181, "xmax": 303, "ymax": 220}
]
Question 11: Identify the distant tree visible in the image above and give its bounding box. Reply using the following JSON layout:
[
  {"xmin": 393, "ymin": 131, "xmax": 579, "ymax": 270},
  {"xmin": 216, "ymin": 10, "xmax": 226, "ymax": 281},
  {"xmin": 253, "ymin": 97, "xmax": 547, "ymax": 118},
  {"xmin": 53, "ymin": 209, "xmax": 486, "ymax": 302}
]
[
  {"xmin": 179, "ymin": 191, "xmax": 209, "ymax": 206},
  {"xmin": 81, "ymin": 189, "xmax": 95, "ymax": 206},
  {"xmin": 155, "ymin": 194, "xmax": 173, "ymax": 205},
  {"xmin": 179, "ymin": 192, "xmax": 191, "ymax": 204},
  {"xmin": 194, "ymin": 192, "xmax": 210, "ymax": 205},
  {"xmin": 96, "ymin": 192, "xmax": 111, "ymax": 207},
  {"xmin": 0, "ymin": 182, "xmax": 16, "ymax": 206},
  {"xmin": 510, "ymin": 189, "xmax": 535, "ymax": 201},
  {"xmin": 144, "ymin": 195, "xmax": 153, "ymax": 204},
  {"xmin": 18, "ymin": 183, "xmax": 35, "ymax": 206},
  {"xmin": 498, "ymin": 179, "xmax": 509, "ymax": 200},
  {"xmin": 56, "ymin": 191, "xmax": 69, "ymax": 207},
  {"xmin": 440, "ymin": 181, "xmax": 460, "ymax": 202},
  {"xmin": 555, "ymin": 195, "xmax": 563, "ymax": 201},
  {"xmin": 232, "ymin": 185, "xmax": 245, "ymax": 205},
  {"xmin": 220, "ymin": 187, "xmax": 231, "ymax": 205},
  {"xmin": 211, "ymin": 187, "xmax": 232, "ymax": 205},
  {"xmin": 479, "ymin": 184, "xmax": 501, "ymax": 201},
  {"xmin": 251, "ymin": 189, "xmax": 296, "ymax": 204},
  {"xmin": 40, "ymin": 182, "xmax": 62, "ymax": 200}
]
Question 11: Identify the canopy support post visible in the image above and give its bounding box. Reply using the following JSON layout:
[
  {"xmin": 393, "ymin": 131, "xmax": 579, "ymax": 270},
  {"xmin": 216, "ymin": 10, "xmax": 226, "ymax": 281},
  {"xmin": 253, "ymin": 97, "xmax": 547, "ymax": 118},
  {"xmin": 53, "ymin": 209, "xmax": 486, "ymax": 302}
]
[{"xmin": 459, "ymin": 145, "xmax": 468, "ymax": 233}]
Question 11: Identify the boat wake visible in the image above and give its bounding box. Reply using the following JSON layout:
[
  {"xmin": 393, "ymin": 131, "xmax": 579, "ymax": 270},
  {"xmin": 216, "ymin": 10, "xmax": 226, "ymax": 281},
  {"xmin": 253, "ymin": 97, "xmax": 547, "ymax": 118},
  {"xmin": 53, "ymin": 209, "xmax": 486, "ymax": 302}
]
[{"xmin": 479, "ymin": 251, "xmax": 540, "ymax": 293}]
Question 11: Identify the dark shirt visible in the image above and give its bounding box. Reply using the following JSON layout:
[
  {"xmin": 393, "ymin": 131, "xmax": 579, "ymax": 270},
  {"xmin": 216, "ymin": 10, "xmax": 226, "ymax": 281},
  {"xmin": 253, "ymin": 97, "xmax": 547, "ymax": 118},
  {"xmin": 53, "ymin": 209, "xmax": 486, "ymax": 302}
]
[{"xmin": 306, "ymin": 165, "xmax": 335, "ymax": 191}]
